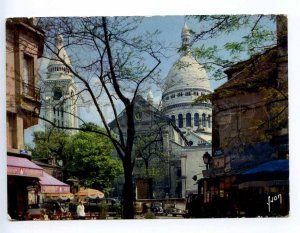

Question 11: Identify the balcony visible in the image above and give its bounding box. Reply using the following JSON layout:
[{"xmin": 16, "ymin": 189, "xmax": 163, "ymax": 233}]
[{"xmin": 22, "ymin": 81, "xmax": 40, "ymax": 102}]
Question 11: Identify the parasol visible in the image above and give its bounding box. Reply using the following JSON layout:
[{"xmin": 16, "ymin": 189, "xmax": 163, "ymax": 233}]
[{"xmin": 75, "ymin": 188, "xmax": 105, "ymax": 199}]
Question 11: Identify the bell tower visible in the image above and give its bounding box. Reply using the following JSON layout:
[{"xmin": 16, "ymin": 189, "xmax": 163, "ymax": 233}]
[{"xmin": 42, "ymin": 34, "xmax": 78, "ymax": 131}]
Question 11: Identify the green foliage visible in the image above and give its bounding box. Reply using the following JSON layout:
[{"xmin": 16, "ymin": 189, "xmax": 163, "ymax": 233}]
[
  {"xmin": 29, "ymin": 123, "xmax": 123, "ymax": 195},
  {"xmin": 66, "ymin": 124, "xmax": 123, "ymax": 194},
  {"xmin": 188, "ymin": 15, "xmax": 277, "ymax": 80},
  {"xmin": 29, "ymin": 129, "xmax": 69, "ymax": 161}
]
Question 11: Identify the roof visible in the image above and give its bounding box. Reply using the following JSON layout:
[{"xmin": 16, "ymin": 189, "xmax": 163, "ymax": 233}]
[
  {"xmin": 47, "ymin": 34, "xmax": 72, "ymax": 71},
  {"xmin": 217, "ymin": 47, "xmax": 278, "ymax": 91}
]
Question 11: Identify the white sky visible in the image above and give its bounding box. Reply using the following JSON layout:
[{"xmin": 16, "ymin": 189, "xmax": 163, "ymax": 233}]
[{"xmin": 1, "ymin": 0, "xmax": 300, "ymax": 233}]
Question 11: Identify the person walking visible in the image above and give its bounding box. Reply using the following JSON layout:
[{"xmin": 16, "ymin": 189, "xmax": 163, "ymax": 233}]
[{"xmin": 77, "ymin": 200, "xmax": 86, "ymax": 220}]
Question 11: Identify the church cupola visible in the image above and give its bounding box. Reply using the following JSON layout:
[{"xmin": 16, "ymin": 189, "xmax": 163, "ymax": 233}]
[
  {"xmin": 181, "ymin": 23, "xmax": 191, "ymax": 50},
  {"xmin": 147, "ymin": 90, "xmax": 154, "ymax": 105},
  {"xmin": 47, "ymin": 34, "xmax": 72, "ymax": 77}
]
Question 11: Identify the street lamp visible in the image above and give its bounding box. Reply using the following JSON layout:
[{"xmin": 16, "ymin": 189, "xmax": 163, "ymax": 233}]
[{"xmin": 203, "ymin": 152, "xmax": 212, "ymax": 170}]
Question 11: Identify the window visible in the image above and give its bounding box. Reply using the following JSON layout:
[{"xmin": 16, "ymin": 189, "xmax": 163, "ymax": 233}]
[
  {"xmin": 53, "ymin": 107, "xmax": 56, "ymax": 115},
  {"xmin": 202, "ymin": 113, "xmax": 206, "ymax": 127},
  {"xmin": 177, "ymin": 92, "xmax": 183, "ymax": 97},
  {"xmin": 61, "ymin": 107, "xmax": 64, "ymax": 117},
  {"xmin": 171, "ymin": 94, "xmax": 175, "ymax": 99},
  {"xmin": 7, "ymin": 113, "xmax": 17, "ymax": 149},
  {"xmin": 185, "ymin": 92, "xmax": 191, "ymax": 96},
  {"xmin": 165, "ymin": 96, "xmax": 169, "ymax": 100},
  {"xmin": 53, "ymin": 88, "xmax": 62, "ymax": 100},
  {"xmin": 23, "ymin": 54, "xmax": 34, "ymax": 96},
  {"xmin": 194, "ymin": 113, "xmax": 199, "ymax": 126},
  {"xmin": 171, "ymin": 115, "xmax": 176, "ymax": 124},
  {"xmin": 186, "ymin": 113, "xmax": 191, "ymax": 127},
  {"xmin": 208, "ymin": 115, "xmax": 211, "ymax": 128},
  {"xmin": 178, "ymin": 114, "xmax": 183, "ymax": 128}
]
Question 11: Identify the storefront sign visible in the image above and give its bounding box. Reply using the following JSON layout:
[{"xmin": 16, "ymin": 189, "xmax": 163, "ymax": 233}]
[
  {"xmin": 7, "ymin": 166, "xmax": 43, "ymax": 177},
  {"xmin": 41, "ymin": 185, "xmax": 70, "ymax": 194}
]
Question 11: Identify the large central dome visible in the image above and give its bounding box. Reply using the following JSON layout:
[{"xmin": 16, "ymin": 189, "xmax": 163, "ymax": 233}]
[
  {"xmin": 161, "ymin": 23, "xmax": 212, "ymax": 145},
  {"xmin": 163, "ymin": 53, "xmax": 211, "ymax": 94}
]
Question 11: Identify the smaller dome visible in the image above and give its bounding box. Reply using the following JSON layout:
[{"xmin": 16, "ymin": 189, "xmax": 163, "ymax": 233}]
[
  {"xmin": 147, "ymin": 90, "xmax": 154, "ymax": 104},
  {"xmin": 47, "ymin": 34, "xmax": 72, "ymax": 70}
]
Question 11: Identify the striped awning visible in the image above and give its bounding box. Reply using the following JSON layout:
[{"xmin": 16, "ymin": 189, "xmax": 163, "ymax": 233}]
[
  {"xmin": 7, "ymin": 156, "xmax": 43, "ymax": 178},
  {"xmin": 39, "ymin": 172, "xmax": 70, "ymax": 194}
]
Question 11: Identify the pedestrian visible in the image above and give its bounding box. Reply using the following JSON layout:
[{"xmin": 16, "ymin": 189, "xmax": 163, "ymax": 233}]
[
  {"xmin": 77, "ymin": 200, "xmax": 86, "ymax": 220},
  {"xmin": 41, "ymin": 209, "xmax": 49, "ymax": 220}
]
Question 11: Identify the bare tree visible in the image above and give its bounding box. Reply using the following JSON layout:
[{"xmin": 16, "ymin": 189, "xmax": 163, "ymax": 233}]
[{"xmin": 36, "ymin": 16, "xmax": 165, "ymax": 219}]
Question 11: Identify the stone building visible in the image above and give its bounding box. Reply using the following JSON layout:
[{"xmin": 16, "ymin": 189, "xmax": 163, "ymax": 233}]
[
  {"xmin": 41, "ymin": 34, "xmax": 78, "ymax": 130},
  {"xmin": 110, "ymin": 23, "xmax": 213, "ymax": 199},
  {"xmin": 6, "ymin": 18, "xmax": 71, "ymax": 220},
  {"xmin": 6, "ymin": 18, "xmax": 45, "ymax": 218},
  {"xmin": 198, "ymin": 16, "xmax": 288, "ymax": 217},
  {"xmin": 161, "ymin": 23, "xmax": 212, "ymax": 197},
  {"xmin": 109, "ymin": 94, "xmax": 187, "ymax": 199}
]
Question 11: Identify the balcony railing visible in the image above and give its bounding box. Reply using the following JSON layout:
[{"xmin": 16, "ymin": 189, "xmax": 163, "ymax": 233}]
[{"xmin": 22, "ymin": 81, "xmax": 40, "ymax": 101}]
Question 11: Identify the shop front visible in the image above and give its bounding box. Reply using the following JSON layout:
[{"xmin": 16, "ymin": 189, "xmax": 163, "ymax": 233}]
[{"xmin": 7, "ymin": 156, "xmax": 44, "ymax": 219}]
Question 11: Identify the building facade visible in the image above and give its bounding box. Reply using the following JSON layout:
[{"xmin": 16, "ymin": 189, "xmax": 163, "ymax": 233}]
[
  {"xmin": 197, "ymin": 16, "xmax": 288, "ymax": 217},
  {"xmin": 6, "ymin": 18, "xmax": 45, "ymax": 219},
  {"xmin": 110, "ymin": 23, "xmax": 213, "ymax": 199}
]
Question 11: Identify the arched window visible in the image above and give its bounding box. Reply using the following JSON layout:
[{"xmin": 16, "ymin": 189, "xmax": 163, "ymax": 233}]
[
  {"xmin": 186, "ymin": 113, "xmax": 191, "ymax": 127},
  {"xmin": 178, "ymin": 114, "xmax": 183, "ymax": 128},
  {"xmin": 171, "ymin": 115, "xmax": 176, "ymax": 124},
  {"xmin": 202, "ymin": 113, "xmax": 206, "ymax": 127},
  {"xmin": 194, "ymin": 113, "xmax": 199, "ymax": 126},
  {"xmin": 208, "ymin": 115, "xmax": 211, "ymax": 128}
]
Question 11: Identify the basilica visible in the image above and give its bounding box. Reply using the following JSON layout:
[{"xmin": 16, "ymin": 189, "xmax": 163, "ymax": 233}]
[
  {"xmin": 160, "ymin": 23, "xmax": 212, "ymax": 197},
  {"xmin": 40, "ymin": 23, "xmax": 213, "ymax": 199},
  {"xmin": 110, "ymin": 23, "xmax": 212, "ymax": 198}
]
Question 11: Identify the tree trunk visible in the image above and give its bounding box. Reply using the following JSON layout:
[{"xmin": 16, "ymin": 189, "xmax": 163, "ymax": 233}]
[
  {"xmin": 122, "ymin": 103, "xmax": 135, "ymax": 219},
  {"xmin": 122, "ymin": 152, "xmax": 135, "ymax": 219}
]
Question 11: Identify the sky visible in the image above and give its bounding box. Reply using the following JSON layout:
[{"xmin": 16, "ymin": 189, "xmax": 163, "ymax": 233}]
[
  {"xmin": 25, "ymin": 16, "xmax": 220, "ymax": 143},
  {"xmin": 23, "ymin": 15, "xmax": 277, "ymax": 144}
]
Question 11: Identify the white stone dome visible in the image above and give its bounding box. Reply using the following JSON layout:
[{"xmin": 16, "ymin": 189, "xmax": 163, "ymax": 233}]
[
  {"xmin": 47, "ymin": 34, "xmax": 72, "ymax": 77},
  {"xmin": 163, "ymin": 53, "xmax": 211, "ymax": 95}
]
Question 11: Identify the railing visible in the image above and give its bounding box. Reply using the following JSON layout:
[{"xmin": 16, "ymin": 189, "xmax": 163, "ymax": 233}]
[{"xmin": 22, "ymin": 81, "xmax": 40, "ymax": 101}]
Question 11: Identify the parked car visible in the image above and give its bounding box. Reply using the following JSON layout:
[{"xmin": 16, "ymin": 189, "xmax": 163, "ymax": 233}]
[
  {"xmin": 105, "ymin": 198, "xmax": 121, "ymax": 216},
  {"xmin": 164, "ymin": 204, "xmax": 186, "ymax": 217},
  {"xmin": 40, "ymin": 200, "xmax": 66, "ymax": 217},
  {"xmin": 150, "ymin": 202, "xmax": 164, "ymax": 216}
]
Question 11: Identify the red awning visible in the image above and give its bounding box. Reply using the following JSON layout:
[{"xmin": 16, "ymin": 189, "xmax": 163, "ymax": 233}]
[
  {"xmin": 39, "ymin": 172, "xmax": 70, "ymax": 194},
  {"xmin": 7, "ymin": 156, "xmax": 43, "ymax": 178}
]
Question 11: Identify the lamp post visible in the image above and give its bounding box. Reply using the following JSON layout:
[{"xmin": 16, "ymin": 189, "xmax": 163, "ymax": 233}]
[{"xmin": 203, "ymin": 152, "xmax": 212, "ymax": 170}]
